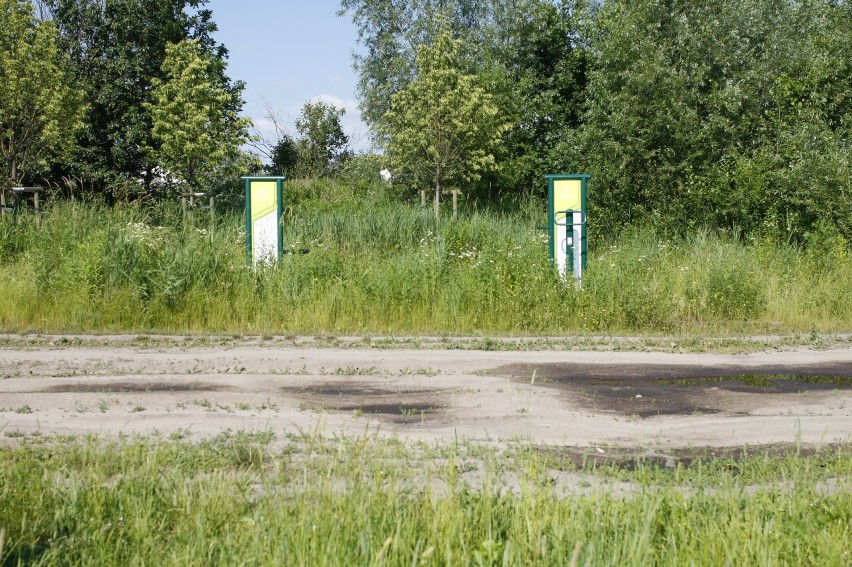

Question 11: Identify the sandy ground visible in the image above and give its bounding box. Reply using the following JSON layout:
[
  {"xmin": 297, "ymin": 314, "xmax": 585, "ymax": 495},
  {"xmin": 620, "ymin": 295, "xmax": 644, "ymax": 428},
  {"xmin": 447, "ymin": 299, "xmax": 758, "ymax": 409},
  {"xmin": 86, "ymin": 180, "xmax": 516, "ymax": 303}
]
[{"xmin": 1, "ymin": 340, "xmax": 851, "ymax": 449}]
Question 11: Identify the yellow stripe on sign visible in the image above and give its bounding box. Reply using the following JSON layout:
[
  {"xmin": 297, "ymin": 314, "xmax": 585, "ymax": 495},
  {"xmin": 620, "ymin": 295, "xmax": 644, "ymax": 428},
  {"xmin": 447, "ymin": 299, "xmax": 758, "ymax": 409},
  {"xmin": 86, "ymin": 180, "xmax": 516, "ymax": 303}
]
[
  {"xmin": 250, "ymin": 181, "xmax": 278, "ymax": 222},
  {"xmin": 553, "ymin": 179, "xmax": 581, "ymax": 257}
]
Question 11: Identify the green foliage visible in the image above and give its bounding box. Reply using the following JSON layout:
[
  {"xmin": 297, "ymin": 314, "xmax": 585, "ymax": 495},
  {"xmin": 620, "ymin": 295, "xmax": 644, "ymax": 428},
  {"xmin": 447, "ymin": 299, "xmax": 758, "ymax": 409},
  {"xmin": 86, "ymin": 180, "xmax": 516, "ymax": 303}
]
[
  {"xmin": 266, "ymin": 134, "xmax": 298, "ymax": 177},
  {"xmin": 381, "ymin": 23, "xmax": 503, "ymax": 216},
  {"xmin": 483, "ymin": 0, "xmax": 589, "ymax": 192},
  {"xmin": 294, "ymin": 100, "xmax": 351, "ymax": 178},
  {"xmin": 0, "ymin": 0, "xmax": 84, "ymax": 185},
  {"xmin": 581, "ymin": 0, "xmax": 852, "ymax": 240},
  {"xmin": 340, "ymin": 0, "xmax": 588, "ymax": 194},
  {"xmin": 339, "ymin": 0, "xmax": 494, "ymax": 133},
  {"xmin": 148, "ymin": 39, "xmax": 254, "ymax": 193},
  {"xmin": 804, "ymin": 219, "xmax": 849, "ymax": 275},
  {"xmin": 0, "ymin": 436, "xmax": 850, "ymax": 565},
  {"xmin": 703, "ymin": 264, "xmax": 766, "ymax": 321},
  {"xmin": 1, "ymin": 187, "xmax": 851, "ymax": 335},
  {"xmin": 42, "ymin": 0, "xmax": 232, "ymax": 195},
  {"xmin": 342, "ymin": 0, "xmax": 852, "ymax": 241}
]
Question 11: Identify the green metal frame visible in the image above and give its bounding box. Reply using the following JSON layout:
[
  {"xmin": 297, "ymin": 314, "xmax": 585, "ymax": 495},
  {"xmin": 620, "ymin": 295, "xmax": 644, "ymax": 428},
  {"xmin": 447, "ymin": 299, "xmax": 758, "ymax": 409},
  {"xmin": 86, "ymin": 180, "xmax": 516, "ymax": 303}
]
[
  {"xmin": 545, "ymin": 174, "xmax": 590, "ymax": 274},
  {"xmin": 242, "ymin": 176, "xmax": 286, "ymax": 265}
]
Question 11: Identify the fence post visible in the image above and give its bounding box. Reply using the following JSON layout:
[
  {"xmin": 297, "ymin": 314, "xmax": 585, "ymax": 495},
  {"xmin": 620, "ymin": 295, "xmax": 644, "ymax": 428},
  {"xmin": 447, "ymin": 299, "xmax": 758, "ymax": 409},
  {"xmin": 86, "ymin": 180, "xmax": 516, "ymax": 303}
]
[
  {"xmin": 452, "ymin": 189, "xmax": 459, "ymax": 221},
  {"xmin": 33, "ymin": 188, "xmax": 40, "ymax": 228}
]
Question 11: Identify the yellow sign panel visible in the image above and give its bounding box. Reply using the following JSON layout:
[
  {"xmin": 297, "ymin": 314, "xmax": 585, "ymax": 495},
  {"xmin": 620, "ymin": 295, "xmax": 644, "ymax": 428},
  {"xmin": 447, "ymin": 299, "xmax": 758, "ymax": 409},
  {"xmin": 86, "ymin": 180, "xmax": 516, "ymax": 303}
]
[
  {"xmin": 553, "ymin": 179, "xmax": 582, "ymax": 258},
  {"xmin": 250, "ymin": 181, "xmax": 278, "ymax": 222},
  {"xmin": 554, "ymin": 179, "xmax": 582, "ymax": 214}
]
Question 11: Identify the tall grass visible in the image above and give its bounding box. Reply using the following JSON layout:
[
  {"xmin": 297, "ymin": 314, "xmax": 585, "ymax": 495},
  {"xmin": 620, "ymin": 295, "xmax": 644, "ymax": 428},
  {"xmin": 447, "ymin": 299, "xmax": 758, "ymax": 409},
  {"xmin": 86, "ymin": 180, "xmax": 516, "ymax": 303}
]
[
  {"xmin": 0, "ymin": 182, "xmax": 850, "ymax": 335},
  {"xmin": 0, "ymin": 434, "xmax": 849, "ymax": 565}
]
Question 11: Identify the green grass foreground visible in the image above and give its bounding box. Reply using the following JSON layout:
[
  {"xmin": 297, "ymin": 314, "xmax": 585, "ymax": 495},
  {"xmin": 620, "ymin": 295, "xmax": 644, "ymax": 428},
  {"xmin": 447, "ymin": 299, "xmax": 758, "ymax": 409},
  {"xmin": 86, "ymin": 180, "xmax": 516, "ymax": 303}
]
[
  {"xmin": 0, "ymin": 434, "xmax": 850, "ymax": 566},
  {"xmin": 1, "ymin": 183, "xmax": 850, "ymax": 335}
]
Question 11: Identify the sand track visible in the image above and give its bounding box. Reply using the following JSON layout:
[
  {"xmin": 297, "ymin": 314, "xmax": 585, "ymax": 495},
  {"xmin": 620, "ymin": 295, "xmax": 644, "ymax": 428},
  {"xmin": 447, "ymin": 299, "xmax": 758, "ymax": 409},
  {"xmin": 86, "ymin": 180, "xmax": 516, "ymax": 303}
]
[{"xmin": 2, "ymin": 340, "xmax": 851, "ymax": 448}]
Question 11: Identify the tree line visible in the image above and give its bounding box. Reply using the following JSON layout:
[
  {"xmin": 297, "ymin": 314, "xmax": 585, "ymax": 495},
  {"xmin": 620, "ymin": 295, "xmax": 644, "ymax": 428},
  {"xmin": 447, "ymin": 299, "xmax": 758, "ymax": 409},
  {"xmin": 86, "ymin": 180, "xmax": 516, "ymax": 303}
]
[
  {"xmin": 2, "ymin": 0, "xmax": 356, "ymax": 200},
  {"xmin": 1, "ymin": 0, "xmax": 255, "ymax": 199},
  {"xmin": 2, "ymin": 0, "xmax": 850, "ymax": 243},
  {"xmin": 341, "ymin": 0, "xmax": 852, "ymax": 241}
]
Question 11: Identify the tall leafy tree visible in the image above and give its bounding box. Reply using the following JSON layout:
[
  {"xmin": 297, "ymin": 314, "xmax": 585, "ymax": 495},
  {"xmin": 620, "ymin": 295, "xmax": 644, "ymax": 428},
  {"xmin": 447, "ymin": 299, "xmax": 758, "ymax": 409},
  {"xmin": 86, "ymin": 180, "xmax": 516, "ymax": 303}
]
[
  {"xmin": 148, "ymin": 39, "xmax": 252, "ymax": 192},
  {"xmin": 0, "ymin": 0, "xmax": 84, "ymax": 186},
  {"xmin": 581, "ymin": 0, "xmax": 852, "ymax": 239},
  {"xmin": 381, "ymin": 24, "xmax": 502, "ymax": 217},
  {"xmin": 42, "ymin": 0, "xmax": 231, "ymax": 194},
  {"xmin": 267, "ymin": 135, "xmax": 299, "ymax": 178},
  {"xmin": 339, "ymin": 0, "xmax": 492, "ymax": 135},
  {"xmin": 295, "ymin": 100, "xmax": 351, "ymax": 178},
  {"xmin": 482, "ymin": 0, "xmax": 589, "ymax": 193},
  {"xmin": 341, "ymin": 0, "xmax": 590, "ymax": 195}
]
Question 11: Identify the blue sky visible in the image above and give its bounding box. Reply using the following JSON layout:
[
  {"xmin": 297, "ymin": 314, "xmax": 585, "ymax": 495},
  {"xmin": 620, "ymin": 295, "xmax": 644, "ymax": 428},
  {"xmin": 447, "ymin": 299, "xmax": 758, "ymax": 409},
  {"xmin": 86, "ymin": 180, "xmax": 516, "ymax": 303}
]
[{"xmin": 205, "ymin": 0, "xmax": 371, "ymax": 152}]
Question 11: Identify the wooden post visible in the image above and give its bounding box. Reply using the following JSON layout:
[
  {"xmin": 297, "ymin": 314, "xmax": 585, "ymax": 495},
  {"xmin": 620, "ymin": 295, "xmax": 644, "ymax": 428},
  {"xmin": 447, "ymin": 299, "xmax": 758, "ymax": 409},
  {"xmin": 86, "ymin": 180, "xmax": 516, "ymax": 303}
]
[
  {"xmin": 0, "ymin": 188, "xmax": 6, "ymax": 218},
  {"xmin": 437, "ymin": 189, "xmax": 462, "ymax": 220},
  {"xmin": 452, "ymin": 189, "xmax": 459, "ymax": 221},
  {"xmin": 420, "ymin": 189, "xmax": 426, "ymax": 208},
  {"xmin": 33, "ymin": 189, "xmax": 40, "ymax": 228},
  {"xmin": 209, "ymin": 195, "xmax": 215, "ymax": 230}
]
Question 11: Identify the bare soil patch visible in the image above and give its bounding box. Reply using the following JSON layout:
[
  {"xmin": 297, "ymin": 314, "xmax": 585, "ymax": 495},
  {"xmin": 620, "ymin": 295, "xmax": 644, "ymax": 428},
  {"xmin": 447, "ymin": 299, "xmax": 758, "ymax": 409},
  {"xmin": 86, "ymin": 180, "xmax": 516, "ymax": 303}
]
[{"xmin": 1, "ymin": 339, "xmax": 851, "ymax": 448}]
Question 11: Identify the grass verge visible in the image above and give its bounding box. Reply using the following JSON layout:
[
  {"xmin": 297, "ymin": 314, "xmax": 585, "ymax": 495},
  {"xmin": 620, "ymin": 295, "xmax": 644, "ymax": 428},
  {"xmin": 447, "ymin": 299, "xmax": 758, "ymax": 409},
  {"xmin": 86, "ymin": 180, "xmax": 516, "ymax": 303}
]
[
  {"xmin": 0, "ymin": 433, "xmax": 850, "ymax": 566},
  {"xmin": 1, "ymin": 184, "xmax": 850, "ymax": 337}
]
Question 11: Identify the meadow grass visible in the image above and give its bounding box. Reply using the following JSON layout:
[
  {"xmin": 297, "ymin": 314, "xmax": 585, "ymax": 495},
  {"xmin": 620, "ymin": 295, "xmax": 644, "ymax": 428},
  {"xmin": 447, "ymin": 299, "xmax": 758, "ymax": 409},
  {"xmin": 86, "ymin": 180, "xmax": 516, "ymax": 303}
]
[
  {"xmin": 0, "ymin": 433, "xmax": 849, "ymax": 566},
  {"xmin": 0, "ymin": 181, "xmax": 850, "ymax": 336}
]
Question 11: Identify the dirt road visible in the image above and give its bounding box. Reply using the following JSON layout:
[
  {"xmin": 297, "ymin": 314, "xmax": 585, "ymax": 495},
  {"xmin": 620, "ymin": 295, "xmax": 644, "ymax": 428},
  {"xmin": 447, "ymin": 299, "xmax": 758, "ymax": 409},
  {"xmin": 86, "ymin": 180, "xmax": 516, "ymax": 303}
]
[{"xmin": 2, "ymin": 339, "xmax": 851, "ymax": 448}]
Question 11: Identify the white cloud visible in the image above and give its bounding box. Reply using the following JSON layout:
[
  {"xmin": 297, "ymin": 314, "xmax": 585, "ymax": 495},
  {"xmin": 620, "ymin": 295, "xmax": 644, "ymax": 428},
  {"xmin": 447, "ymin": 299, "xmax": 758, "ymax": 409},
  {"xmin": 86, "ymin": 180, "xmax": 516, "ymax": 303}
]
[
  {"xmin": 311, "ymin": 94, "xmax": 360, "ymax": 115},
  {"xmin": 251, "ymin": 117, "xmax": 279, "ymax": 138},
  {"xmin": 249, "ymin": 95, "xmax": 375, "ymax": 154}
]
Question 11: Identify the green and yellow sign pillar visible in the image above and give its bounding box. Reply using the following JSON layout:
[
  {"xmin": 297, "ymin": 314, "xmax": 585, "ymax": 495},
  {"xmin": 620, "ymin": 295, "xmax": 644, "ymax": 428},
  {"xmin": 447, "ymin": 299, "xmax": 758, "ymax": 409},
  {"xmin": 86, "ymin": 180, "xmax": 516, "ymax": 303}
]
[
  {"xmin": 546, "ymin": 174, "xmax": 590, "ymax": 282},
  {"xmin": 243, "ymin": 176, "xmax": 285, "ymax": 266}
]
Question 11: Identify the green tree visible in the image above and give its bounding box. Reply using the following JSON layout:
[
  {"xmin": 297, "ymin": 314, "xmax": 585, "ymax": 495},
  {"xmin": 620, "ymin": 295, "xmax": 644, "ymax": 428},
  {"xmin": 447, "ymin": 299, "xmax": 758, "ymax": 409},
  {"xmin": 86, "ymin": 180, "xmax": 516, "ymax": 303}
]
[
  {"xmin": 0, "ymin": 0, "xmax": 83, "ymax": 186},
  {"xmin": 339, "ymin": 0, "xmax": 492, "ymax": 134},
  {"xmin": 267, "ymin": 134, "xmax": 299, "ymax": 177},
  {"xmin": 581, "ymin": 0, "xmax": 852, "ymax": 239},
  {"xmin": 341, "ymin": 0, "xmax": 590, "ymax": 196},
  {"xmin": 295, "ymin": 100, "xmax": 351, "ymax": 178},
  {"xmin": 42, "ymin": 0, "xmax": 229, "ymax": 194},
  {"xmin": 381, "ymin": 25, "xmax": 502, "ymax": 217},
  {"xmin": 148, "ymin": 39, "xmax": 253, "ymax": 192},
  {"xmin": 482, "ymin": 0, "xmax": 589, "ymax": 193}
]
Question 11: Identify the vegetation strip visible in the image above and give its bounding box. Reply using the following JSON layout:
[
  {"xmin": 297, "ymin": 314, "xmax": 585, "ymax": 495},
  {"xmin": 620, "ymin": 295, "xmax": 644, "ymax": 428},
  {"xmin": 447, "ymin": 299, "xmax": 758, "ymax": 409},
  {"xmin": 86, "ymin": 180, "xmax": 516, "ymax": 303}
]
[
  {"xmin": 1, "ymin": 434, "xmax": 850, "ymax": 565},
  {"xmin": 2, "ymin": 198, "xmax": 851, "ymax": 339}
]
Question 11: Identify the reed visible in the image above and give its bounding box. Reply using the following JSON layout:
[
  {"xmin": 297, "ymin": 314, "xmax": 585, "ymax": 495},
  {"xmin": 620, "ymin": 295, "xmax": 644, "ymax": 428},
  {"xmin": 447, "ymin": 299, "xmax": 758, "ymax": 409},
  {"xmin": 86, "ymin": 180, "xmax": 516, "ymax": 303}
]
[{"xmin": 0, "ymin": 183, "xmax": 849, "ymax": 335}]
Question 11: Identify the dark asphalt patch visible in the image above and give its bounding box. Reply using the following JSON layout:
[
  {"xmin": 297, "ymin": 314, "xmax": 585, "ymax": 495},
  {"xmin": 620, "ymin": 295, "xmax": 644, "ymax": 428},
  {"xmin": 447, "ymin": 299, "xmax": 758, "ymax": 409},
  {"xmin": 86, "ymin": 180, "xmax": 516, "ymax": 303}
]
[
  {"xmin": 281, "ymin": 382, "xmax": 446, "ymax": 423},
  {"xmin": 493, "ymin": 362, "xmax": 852, "ymax": 417}
]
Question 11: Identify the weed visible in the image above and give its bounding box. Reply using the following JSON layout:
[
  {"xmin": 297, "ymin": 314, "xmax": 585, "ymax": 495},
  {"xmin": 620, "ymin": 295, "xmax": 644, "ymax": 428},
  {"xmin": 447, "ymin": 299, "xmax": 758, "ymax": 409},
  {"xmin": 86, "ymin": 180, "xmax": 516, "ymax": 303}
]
[
  {"xmin": 0, "ymin": 436, "xmax": 848, "ymax": 565},
  {"xmin": 0, "ymin": 191, "xmax": 850, "ymax": 336},
  {"xmin": 257, "ymin": 398, "xmax": 279, "ymax": 411}
]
